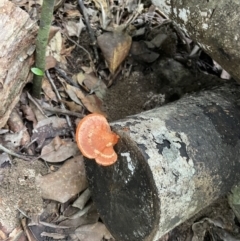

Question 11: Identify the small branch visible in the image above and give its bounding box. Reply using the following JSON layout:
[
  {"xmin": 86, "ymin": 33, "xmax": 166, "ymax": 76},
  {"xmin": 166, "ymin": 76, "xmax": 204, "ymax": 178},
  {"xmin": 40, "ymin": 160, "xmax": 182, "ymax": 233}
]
[
  {"xmin": 27, "ymin": 92, "xmax": 48, "ymax": 117},
  {"xmin": 77, "ymin": 0, "xmax": 99, "ymax": 62},
  {"xmin": 63, "ymin": 33, "xmax": 96, "ymax": 72},
  {"xmin": 46, "ymin": 71, "xmax": 75, "ymax": 138},
  {"xmin": 42, "ymin": 106, "xmax": 84, "ymax": 118},
  {"xmin": 0, "ymin": 144, "xmax": 32, "ymax": 161},
  {"xmin": 54, "ymin": 67, "xmax": 80, "ymax": 88}
]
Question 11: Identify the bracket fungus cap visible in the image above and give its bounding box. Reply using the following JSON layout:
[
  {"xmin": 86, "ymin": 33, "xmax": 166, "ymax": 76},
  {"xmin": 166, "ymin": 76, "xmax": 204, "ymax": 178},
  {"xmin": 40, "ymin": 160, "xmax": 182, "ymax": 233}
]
[{"xmin": 76, "ymin": 113, "xmax": 119, "ymax": 166}]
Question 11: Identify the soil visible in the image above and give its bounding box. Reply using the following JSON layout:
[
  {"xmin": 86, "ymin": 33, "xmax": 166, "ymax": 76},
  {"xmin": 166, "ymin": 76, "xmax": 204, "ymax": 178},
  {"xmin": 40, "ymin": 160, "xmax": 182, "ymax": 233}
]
[{"xmin": 0, "ymin": 158, "xmax": 47, "ymax": 232}]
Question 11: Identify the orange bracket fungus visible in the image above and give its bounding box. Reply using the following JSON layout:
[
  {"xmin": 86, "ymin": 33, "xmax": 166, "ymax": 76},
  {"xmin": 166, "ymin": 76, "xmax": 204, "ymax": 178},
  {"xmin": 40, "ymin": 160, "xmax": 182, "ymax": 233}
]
[{"xmin": 76, "ymin": 113, "xmax": 119, "ymax": 166}]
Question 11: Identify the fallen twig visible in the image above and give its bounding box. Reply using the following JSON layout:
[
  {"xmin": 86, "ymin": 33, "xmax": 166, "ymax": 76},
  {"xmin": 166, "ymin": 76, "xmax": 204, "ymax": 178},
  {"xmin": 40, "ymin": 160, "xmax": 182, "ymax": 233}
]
[
  {"xmin": 0, "ymin": 144, "xmax": 32, "ymax": 161},
  {"xmin": 54, "ymin": 67, "xmax": 80, "ymax": 88},
  {"xmin": 46, "ymin": 70, "xmax": 75, "ymax": 138},
  {"xmin": 27, "ymin": 92, "xmax": 48, "ymax": 117},
  {"xmin": 63, "ymin": 33, "xmax": 96, "ymax": 73},
  {"xmin": 77, "ymin": 0, "xmax": 99, "ymax": 62},
  {"xmin": 42, "ymin": 105, "xmax": 84, "ymax": 118}
]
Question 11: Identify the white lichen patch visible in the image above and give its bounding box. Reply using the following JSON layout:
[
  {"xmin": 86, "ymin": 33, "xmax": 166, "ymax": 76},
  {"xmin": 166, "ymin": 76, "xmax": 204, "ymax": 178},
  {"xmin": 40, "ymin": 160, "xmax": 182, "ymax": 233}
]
[
  {"xmin": 113, "ymin": 111, "xmax": 198, "ymax": 238},
  {"xmin": 202, "ymin": 23, "xmax": 209, "ymax": 30},
  {"xmin": 152, "ymin": 0, "xmax": 172, "ymax": 16},
  {"xmin": 178, "ymin": 8, "xmax": 190, "ymax": 23},
  {"xmin": 121, "ymin": 152, "xmax": 135, "ymax": 175},
  {"xmin": 115, "ymin": 116, "xmax": 195, "ymax": 195}
]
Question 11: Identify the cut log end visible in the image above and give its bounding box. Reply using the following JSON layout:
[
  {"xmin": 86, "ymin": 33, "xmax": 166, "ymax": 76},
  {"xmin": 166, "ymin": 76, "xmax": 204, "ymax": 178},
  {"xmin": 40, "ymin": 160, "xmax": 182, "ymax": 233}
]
[{"xmin": 85, "ymin": 132, "xmax": 160, "ymax": 241}]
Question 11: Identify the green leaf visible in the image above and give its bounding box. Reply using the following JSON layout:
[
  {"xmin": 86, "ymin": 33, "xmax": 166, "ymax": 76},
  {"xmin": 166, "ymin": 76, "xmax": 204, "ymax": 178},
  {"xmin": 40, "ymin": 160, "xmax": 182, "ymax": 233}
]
[{"xmin": 31, "ymin": 67, "xmax": 44, "ymax": 76}]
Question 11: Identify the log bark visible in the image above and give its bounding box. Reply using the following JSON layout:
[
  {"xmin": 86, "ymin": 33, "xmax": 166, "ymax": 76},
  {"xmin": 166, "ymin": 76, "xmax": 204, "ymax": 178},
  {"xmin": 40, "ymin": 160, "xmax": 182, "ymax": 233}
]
[
  {"xmin": 85, "ymin": 83, "xmax": 240, "ymax": 241},
  {"xmin": 0, "ymin": 0, "xmax": 37, "ymax": 128},
  {"xmin": 151, "ymin": 0, "xmax": 240, "ymax": 83}
]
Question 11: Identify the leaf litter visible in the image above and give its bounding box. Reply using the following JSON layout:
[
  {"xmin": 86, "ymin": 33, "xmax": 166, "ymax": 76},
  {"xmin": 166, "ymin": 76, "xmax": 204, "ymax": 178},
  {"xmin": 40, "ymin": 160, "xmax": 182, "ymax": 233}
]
[{"xmin": 0, "ymin": 0, "xmax": 236, "ymax": 240}]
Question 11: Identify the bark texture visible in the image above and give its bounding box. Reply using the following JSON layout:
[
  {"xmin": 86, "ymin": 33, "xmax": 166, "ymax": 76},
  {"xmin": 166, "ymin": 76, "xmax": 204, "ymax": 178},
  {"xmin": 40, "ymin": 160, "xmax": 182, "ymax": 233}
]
[
  {"xmin": 0, "ymin": 1, "xmax": 37, "ymax": 127},
  {"xmin": 152, "ymin": 0, "xmax": 240, "ymax": 83},
  {"xmin": 85, "ymin": 83, "xmax": 240, "ymax": 241}
]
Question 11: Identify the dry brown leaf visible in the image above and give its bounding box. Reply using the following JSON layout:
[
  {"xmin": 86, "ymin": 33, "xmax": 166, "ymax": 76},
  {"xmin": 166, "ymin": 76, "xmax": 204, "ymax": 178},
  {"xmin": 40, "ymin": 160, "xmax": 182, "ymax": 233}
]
[
  {"xmin": 48, "ymin": 26, "xmax": 61, "ymax": 43},
  {"xmin": 41, "ymin": 137, "xmax": 80, "ymax": 163},
  {"xmin": 75, "ymin": 222, "xmax": 114, "ymax": 241},
  {"xmin": 58, "ymin": 204, "xmax": 99, "ymax": 228},
  {"xmin": 21, "ymin": 104, "xmax": 37, "ymax": 126},
  {"xmin": 65, "ymin": 18, "xmax": 85, "ymax": 37},
  {"xmin": 60, "ymin": 44, "xmax": 75, "ymax": 58},
  {"xmin": 46, "ymin": 31, "xmax": 63, "ymax": 62},
  {"xmin": 61, "ymin": 100, "xmax": 83, "ymax": 112},
  {"xmin": 36, "ymin": 156, "xmax": 88, "ymax": 203},
  {"xmin": 74, "ymin": 90, "xmax": 106, "ymax": 116},
  {"xmin": 82, "ymin": 94, "xmax": 106, "ymax": 116},
  {"xmin": 64, "ymin": 8, "xmax": 81, "ymax": 19},
  {"xmin": 72, "ymin": 188, "xmax": 91, "ymax": 210},
  {"xmin": 92, "ymin": 0, "xmax": 111, "ymax": 28},
  {"xmin": 7, "ymin": 109, "xmax": 31, "ymax": 146},
  {"xmin": 29, "ymin": 101, "xmax": 46, "ymax": 122},
  {"xmin": 97, "ymin": 31, "xmax": 132, "ymax": 74},
  {"xmin": 65, "ymin": 84, "xmax": 106, "ymax": 115},
  {"xmin": 42, "ymin": 77, "xmax": 58, "ymax": 101},
  {"xmin": 75, "ymin": 72, "xmax": 107, "ymax": 99},
  {"xmin": 64, "ymin": 84, "xmax": 83, "ymax": 105},
  {"xmin": 0, "ymin": 229, "xmax": 7, "ymax": 240},
  {"xmin": 32, "ymin": 117, "xmax": 69, "ymax": 148},
  {"xmin": 45, "ymin": 55, "xmax": 57, "ymax": 70}
]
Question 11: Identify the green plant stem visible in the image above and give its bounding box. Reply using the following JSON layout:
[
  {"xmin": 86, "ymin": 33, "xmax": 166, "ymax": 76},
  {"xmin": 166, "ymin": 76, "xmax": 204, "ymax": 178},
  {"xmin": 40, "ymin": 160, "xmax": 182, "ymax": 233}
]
[{"xmin": 32, "ymin": 0, "xmax": 55, "ymax": 99}]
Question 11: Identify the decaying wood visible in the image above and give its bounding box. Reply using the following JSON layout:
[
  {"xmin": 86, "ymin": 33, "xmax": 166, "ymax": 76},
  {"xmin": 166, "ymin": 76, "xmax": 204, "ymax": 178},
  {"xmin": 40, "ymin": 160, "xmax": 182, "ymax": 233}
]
[
  {"xmin": 0, "ymin": 1, "xmax": 37, "ymax": 128},
  {"xmin": 85, "ymin": 83, "xmax": 240, "ymax": 241},
  {"xmin": 152, "ymin": 0, "xmax": 240, "ymax": 83}
]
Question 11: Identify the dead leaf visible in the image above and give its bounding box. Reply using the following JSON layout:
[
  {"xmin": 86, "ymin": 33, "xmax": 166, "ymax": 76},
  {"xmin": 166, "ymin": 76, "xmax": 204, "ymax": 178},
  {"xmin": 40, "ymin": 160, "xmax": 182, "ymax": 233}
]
[
  {"xmin": 64, "ymin": 84, "xmax": 83, "ymax": 105},
  {"xmin": 4, "ymin": 130, "xmax": 26, "ymax": 148},
  {"xmin": 0, "ymin": 229, "xmax": 7, "ymax": 240},
  {"xmin": 75, "ymin": 222, "xmax": 114, "ymax": 241},
  {"xmin": 32, "ymin": 117, "xmax": 69, "ymax": 148},
  {"xmin": 97, "ymin": 31, "xmax": 132, "ymax": 74},
  {"xmin": 65, "ymin": 84, "xmax": 106, "ymax": 115},
  {"xmin": 0, "ymin": 153, "xmax": 11, "ymax": 167},
  {"xmin": 7, "ymin": 109, "xmax": 31, "ymax": 146},
  {"xmin": 75, "ymin": 72, "xmax": 107, "ymax": 99},
  {"xmin": 21, "ymin": 104, "xmax": 37, "ymax": 126},
  {"xmin": 72, "ymin": 188, "xmax": 91, "ymax": 210},
  {"xmin": 45, "ymin": 55, "xmax": 57, "ymax": 70},
  {"xmin": 92, "ymin": 0, "xmax": 111, "ymax": 28},
  {"xmin": 41, "ymin": 137, "xmax": 80, "ymax": 163},
  {"xmin": 36, "ymin": 156, "xmax": 88, "ymax": 203},
  {"xmin": 61, "ymin": 100, "xmax": 83, "ymax": 112},
  {"xmin": 59, "ymin": 204, "xmax": 99, "ymax": 228},
  {"xmin": 48, "ymin": 26, "xmax": 61, "ymax": 43},
  {"xmin": 29, "ymin": 101, "xmax": 46, "ymax": 122},
  {"xmin": 65, "ymin": 18, "xmax": 85, "ymax": 37},
  {"xmin": 82, "ymin": 94, "xmax": 106, "ymax": 116},
  {"xmin": 42, "ymin": 77, "xmax": 58, "ymax": 102},
  {"xmin": 46, "ymin": 31, "xmax": 63, "ymax": 62}
]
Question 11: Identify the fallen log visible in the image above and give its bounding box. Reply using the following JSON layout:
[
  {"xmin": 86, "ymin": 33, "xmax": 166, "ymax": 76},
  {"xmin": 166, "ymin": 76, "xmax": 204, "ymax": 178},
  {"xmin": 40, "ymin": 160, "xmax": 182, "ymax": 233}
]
[
  {"xmin": 151, "ymin": 0, "xmax": 240, "ymax": 83},
  {"xmin": 85, "ymin": 83, "xmax": 240, "ymax": 241},
  {"xmin": 0, "ymin": 1, "xmax": 37, "ymax": 128}
]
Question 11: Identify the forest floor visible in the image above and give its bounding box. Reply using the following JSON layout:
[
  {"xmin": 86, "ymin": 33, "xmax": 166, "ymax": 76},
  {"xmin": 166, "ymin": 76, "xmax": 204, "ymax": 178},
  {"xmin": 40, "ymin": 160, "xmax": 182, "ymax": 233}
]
[{"xmin": 0, "ymin": 0, "xmax": 239, "ymax": 240}]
